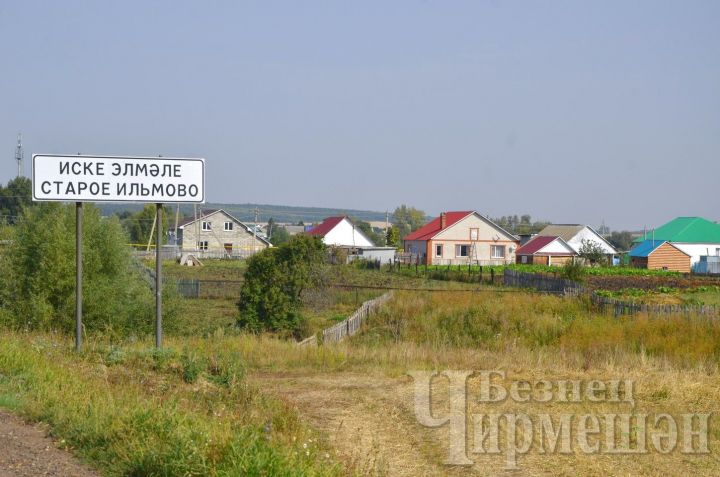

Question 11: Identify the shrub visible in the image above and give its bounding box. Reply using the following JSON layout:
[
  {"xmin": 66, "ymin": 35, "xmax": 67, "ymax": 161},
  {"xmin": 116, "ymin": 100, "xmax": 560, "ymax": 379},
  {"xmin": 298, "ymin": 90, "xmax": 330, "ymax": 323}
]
[
  {"xmin": 561, "ymin": 259, "xmax": 585, "ymax": 282},
  {"xmin": 0, "ymin": 203, "xmax": 177, "ymax": 337},
  {"xmin": 237, "ymin": 234, "xmax": 326, "ymax": 337}
]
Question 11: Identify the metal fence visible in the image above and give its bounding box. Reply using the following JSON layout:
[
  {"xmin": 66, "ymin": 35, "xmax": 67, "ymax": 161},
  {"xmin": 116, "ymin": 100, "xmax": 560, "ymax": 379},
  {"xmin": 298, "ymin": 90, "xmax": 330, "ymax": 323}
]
[
  {"xmin": 298, "ymin": 291, "xmax": 393, "ymax": 346},
  {"xmin": 172, "ymin": 279, "xmax": 244, "ymax": 299}
]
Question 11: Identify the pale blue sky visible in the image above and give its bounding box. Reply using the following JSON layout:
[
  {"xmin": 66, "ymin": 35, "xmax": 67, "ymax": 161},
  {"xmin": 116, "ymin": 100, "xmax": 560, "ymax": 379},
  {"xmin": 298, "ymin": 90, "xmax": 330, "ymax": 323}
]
[{"xmin": 1, "ymin": 1, "xmax": 718, "ymax": 229}]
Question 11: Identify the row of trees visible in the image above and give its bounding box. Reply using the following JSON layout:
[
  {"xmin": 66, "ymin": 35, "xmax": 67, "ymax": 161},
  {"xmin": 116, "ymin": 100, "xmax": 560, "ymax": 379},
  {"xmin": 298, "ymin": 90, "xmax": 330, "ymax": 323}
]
[{"xmin": 0, "ymin": 177, "xmax": 32, "ymax": 224}]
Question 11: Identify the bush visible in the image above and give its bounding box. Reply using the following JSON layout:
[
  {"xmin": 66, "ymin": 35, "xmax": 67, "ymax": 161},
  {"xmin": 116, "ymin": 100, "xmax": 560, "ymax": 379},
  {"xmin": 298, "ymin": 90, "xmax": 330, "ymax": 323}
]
[
  {"xmin": 561, "ymin": 259, "xmax": 585, "ymax": 282},
  {"xmin": 237, "ymin": 234, "xmax": 326, "ymax": 337},
  {"xmin": 0, "ymin": 203, "xmax": 177, "ymax": 337}
]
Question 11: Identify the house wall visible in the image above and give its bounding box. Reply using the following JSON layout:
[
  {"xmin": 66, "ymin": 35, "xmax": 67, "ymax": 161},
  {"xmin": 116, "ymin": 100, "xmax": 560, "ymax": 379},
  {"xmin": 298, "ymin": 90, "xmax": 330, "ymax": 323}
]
[
  {"xmin": 647, "ymin": 243, "xmax": 691, "ymax": 273},
  {"xmin": 428, "ymin": 213, "xmax": 518, "ymax": 265},
  {"xmin": 539, "ymin": 240, "xmax": 576, "ymax": 255},
  {"xmin": 179, "ymin": 211, "xmax": 269, "ymax": 257},
  {"xmin": 323, "ymin": 219, "xmax": 374, "ymax": 247},
  {"xmin": 670, "ymin": 243, "xmax": 720, "ymax": 268},
  {"xmin": 631, "ymin": 257, "xmax": 649, "ymax": 269},
  {"xmin": 429, "ymin": 239, "xmax": 517, "ymax": 265},
  {"xmin": 516, "ymin": 255, "xmax": 573, "ymax": 266},
  {"xmin": 566, "ymin": 227, "xmax": 617, "ymax": 254}
]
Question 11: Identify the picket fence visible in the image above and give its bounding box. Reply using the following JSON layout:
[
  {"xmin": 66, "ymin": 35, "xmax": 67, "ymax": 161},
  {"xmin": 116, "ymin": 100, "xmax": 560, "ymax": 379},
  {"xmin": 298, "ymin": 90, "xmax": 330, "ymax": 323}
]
[
  {"xmin": 503, "ymin": 269, "xmax": 719, "ymax": 317},
  {"xmin": 298, "ymin": 291, "xmax": 393, "ymax": 346}
]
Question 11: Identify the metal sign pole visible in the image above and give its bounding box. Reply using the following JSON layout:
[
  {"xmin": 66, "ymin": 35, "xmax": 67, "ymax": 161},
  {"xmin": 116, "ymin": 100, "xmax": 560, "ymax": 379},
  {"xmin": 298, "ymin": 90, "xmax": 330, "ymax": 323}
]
[
  {"xmin": 155, "ymin": 203, "xmax": 163, "ymax": 348},
  {"xmin": 75, "ymin": 202, "xmax": 83, "ymax": 352}
]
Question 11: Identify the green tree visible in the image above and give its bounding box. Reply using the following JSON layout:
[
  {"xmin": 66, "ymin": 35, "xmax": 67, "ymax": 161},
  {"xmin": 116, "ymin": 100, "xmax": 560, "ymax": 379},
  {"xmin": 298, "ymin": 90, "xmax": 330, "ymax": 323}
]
[
  {"xmin": 386, "ymin": 226, "xmax": 401, "ymax": 248},
  {"xmin": 266, "ymin": 218, "xmax": 291, "ymax": 246},
  {"xmin": 392, "ymin": 205, "xmax": 426, "ymax": 239},
  {"xmin": 122, "ymin": 204, "xmax": 169, "ymax": 245},
  {"xmin": 578, "ymin": 239, "xmax": 607, "ymax": 265},
  {"xmin": 0, "ymin": 203, "xmax": 174, "ymax": 336},
  {"xmin": 237, "ymin": 234, "xmax": 326, "ymax": 336},
  {"xmin": 608, "ymin": 231, "xmax": 634, "ymax": 252},
  {"xmin": 0, "ymin": 176, "xmax": 32, "ymax": 224}
]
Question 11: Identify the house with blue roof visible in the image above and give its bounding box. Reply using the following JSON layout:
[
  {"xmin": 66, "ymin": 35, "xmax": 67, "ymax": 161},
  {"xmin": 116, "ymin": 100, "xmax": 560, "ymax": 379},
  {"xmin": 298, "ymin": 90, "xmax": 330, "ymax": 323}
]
[
  {"xmin": 629, "ymin": 240, "xmax": 691, "ymax": 273},
  {"xmin": 634, "ymin": 217, "xmax": 720, "ymax": 269}
]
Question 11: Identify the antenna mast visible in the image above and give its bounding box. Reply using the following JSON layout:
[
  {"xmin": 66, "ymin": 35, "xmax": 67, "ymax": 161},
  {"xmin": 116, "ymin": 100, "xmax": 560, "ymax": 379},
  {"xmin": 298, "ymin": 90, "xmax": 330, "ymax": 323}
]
[{"xmin": 15, "ymin": 133, "xmax": 24, "ymax": 178}]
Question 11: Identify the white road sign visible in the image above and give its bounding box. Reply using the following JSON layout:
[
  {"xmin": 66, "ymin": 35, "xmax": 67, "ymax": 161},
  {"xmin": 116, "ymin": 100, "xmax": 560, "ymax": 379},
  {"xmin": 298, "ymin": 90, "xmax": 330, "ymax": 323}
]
[{"xmin": 32, "ymin": 154, "xmax": 205, "ymax": 203}]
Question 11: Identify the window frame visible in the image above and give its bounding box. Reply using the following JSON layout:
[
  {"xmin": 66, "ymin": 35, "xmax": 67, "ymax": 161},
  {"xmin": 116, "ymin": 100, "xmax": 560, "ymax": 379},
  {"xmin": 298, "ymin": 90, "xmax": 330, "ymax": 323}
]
[
  {"xmin": 435, "ymin": 244, "xmax": 443, "ymax": 258},
  {"xmin": 224, "ymin": 221, "xmax": 234, "ymax": 231},
  {"xmin": 197, "ymin": 241, "xmax": 209, "ymax": 251},
  {"xmin": 455, "ymin": 244, "xmax": 469, "ymax": 257},
  {"xmin": 202, "ymin": 221, "xmax": 211, "ymax": 231},
  {"xmin": 491, "ymin": 245, "xmax": 506, "ymax": 259},
  {"xmin": 470, "ymin": 228, "xmax": 479, "ymax": 241}
]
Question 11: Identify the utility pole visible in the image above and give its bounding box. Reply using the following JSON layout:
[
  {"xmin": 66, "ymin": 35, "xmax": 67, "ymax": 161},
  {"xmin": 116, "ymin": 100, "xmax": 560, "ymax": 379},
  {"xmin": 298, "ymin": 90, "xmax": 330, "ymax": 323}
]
[
  {"xmin": 15, "ymin": 133, "xmax": 23, "ymax": 178},
  {"xmin": 385, "ymin": 210, "xmax": 389, "ymax": 245}
]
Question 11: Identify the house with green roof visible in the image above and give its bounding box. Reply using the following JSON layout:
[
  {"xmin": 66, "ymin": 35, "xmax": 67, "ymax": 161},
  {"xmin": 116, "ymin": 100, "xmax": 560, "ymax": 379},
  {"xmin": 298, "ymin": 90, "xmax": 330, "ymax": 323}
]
[{"xmin": 633, "ymin": 217, "xmax": 720, "ymax": 269}]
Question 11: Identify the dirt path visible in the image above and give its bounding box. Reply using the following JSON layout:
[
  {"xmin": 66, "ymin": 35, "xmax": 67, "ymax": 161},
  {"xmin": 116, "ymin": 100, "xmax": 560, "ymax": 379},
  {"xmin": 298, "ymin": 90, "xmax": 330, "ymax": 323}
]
[
  {"xmin": 0, "ymin": 410, "xmax": 99, "ymax": 477},
  {"xmin": 252, "ymin": 372, "xmax": 457, "ymax": 477}
]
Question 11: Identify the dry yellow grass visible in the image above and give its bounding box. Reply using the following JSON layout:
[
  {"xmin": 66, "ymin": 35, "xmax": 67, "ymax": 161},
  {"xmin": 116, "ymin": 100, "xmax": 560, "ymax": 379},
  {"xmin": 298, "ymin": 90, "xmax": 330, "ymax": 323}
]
[{"xmin": 236, "ymin": 290, "xmax": 720, "ymax": 476}]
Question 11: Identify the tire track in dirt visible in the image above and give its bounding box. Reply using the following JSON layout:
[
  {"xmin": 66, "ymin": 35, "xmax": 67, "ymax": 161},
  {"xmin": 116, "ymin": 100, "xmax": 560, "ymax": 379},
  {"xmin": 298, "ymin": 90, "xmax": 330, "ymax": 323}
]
[{"xmin": 251, "ymin": 372, "xmax": 455, "ymax": 477}]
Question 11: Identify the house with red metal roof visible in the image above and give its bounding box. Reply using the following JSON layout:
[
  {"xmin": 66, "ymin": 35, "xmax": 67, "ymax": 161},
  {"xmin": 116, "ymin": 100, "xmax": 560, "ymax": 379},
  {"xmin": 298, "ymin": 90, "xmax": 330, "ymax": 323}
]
[
  {"xmin": 515, "ymin": 235, "xmax": 577, "ymax": 266},
  {"xmin": 403, "ymin": 211, "xmax": 519, "ymax": 265},
  {"xmin": 306, "ymin": 216, "xmax": 375, "ymax": 247}
]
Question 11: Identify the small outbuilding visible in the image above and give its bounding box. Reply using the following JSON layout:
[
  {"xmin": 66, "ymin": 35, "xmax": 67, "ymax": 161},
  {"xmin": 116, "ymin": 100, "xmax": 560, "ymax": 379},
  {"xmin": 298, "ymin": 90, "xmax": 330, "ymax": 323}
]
[
  {"xmin": 629, "ymin": 240, "xmax": 691, "ymax": 273},
  {"xmin": 515, "ymin": 235, "xmax": 576, "ymax": 266}
]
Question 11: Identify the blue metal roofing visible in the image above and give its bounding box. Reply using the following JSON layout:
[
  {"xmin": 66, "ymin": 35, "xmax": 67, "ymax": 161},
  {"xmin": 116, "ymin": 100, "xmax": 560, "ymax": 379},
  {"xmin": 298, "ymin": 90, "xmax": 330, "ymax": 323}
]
[{"xmin": 629, "ymin": 240, "xmax": 667, "ymax": 258}]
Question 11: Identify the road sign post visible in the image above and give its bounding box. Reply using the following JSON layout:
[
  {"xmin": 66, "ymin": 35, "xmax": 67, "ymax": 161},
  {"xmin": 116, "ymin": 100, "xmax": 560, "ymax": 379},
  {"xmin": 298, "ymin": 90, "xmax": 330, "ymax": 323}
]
[
  {"xmin": 155, "ymin": 203, "xmax": 163, "ymax": 348},
  {"xmin": 76, "ymin": 202, "xmax": 83, "ymax": 351},
  {"xmin": 32, "ymin": 155, "xmax": 205, "ymax": 350}
]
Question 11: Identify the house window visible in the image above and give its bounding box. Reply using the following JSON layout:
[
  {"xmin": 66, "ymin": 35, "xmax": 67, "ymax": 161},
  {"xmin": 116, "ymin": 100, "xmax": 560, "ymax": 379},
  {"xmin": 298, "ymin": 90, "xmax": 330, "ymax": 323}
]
[
  {"xmin": 202, "ymin": 221, "xmax": 211, "ymax": 231},
  {"xmin": 521, "ymin": 255, "xmax": 528, "ymax": 264},
  {"xmin": 455, "ymin": 244, "xmax": 469, "ymax": 257},
  {"xmin": 197, "ymin": 241, "xmax": 208, "ymax": 251},
  {"xmin": 716, "ymin": 248, "xmax": 720, "ymax": 256},
  {"xmin": 491, "ymin": 245, "xmax": 506, "ymax": 259},
  {"xmin": 470, "ymin": 228, "xmax": 479, "ymax": 241},
  {"xmin": 435, "ymin": 244, "xmax": 443, "ymax": 257},
  {"xmin": 224, "ymin": 221, "xmax": 233, "ymax": 231}
]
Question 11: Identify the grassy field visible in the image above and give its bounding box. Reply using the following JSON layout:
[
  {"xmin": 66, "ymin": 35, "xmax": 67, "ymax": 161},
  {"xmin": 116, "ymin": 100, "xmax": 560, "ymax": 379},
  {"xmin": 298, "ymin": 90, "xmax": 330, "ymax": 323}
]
[{"xmin": 2, "ymin": 258, "xmax": 719, "ymax": 475}]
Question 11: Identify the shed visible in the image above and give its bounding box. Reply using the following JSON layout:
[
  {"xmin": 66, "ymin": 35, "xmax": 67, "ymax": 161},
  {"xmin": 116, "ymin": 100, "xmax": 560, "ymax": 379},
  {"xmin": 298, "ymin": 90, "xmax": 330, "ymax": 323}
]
[
  {"xmin": 515, "ymin": 235, "xmax": 576, "ymax": 266},
  {"xmin": 629, "ymin": 240, "xmax": 691, "ymax": 273}
]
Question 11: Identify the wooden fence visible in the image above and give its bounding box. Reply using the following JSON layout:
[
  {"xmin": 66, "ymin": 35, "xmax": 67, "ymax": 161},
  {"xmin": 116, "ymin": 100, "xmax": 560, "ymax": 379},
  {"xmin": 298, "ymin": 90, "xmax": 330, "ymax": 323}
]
[
  {"xmin": 590, "ymin": 294, "xmax": 719, "ymax": 317},
  {"xmin": 503, "ymin": 269, "xmax": 719, "ymax": 317},
  {"xmin": 298, "ymin": 291, "xmax": 393, "ymax": 346},
  {"xmin": 503, "ymin": 269, "xmax": 583, "ymax": 296}
]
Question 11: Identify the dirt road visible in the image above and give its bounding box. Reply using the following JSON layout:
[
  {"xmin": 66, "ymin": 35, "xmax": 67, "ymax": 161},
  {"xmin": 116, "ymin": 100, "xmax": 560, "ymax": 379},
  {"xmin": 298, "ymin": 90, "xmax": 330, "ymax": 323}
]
[{"xmin": 0, "ymin": 410, "xmax": 98, "ymax": 477}]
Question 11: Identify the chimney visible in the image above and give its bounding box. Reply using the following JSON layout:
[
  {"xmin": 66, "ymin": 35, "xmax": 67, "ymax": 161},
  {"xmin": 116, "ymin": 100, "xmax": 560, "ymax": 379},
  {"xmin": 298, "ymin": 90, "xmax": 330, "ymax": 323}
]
[{"xmin": 440, "ymin": 212, "xmax": 447, "ymax": 229}]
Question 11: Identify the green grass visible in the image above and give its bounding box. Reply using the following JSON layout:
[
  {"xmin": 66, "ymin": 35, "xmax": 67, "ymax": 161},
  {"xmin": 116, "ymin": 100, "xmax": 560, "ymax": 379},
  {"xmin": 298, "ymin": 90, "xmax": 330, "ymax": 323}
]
[{"xmin": 0, "ymin": 332, "xmax": 342, "ymax": 477}]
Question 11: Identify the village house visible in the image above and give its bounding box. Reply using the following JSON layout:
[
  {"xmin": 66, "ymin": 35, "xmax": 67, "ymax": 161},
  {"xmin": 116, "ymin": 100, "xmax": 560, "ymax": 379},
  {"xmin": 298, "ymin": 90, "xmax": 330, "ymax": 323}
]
[
  {"xmin": 537, "ymin": 224, "xmax": 618, "ymax": 259},
  {"xmin": 403, "ymin": 211, "xmax": 519, "ymax": 265},
  {"xmin": 307, "ymin": 216, "xmax": 395, "ymax": 263},
  {"xmin": 629, "ymin": 240, "xmax": 691, "ymax": 273},
  {"xmin": 177, "ymin": 209, "xmax": 271, "ymax": 258},
  {"xmin": 515, "ymin": 235, "xmax": 577, "ymax": 266},
  {"xmin": 632, "ymin": 217, "xmax": 720, "ymax": 270}
]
